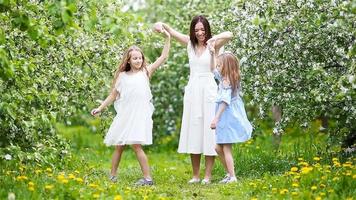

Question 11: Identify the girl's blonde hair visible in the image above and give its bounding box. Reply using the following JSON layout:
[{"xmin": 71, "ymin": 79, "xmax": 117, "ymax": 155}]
[
  {"xmin": 218, "ymin": 52, "xmax": 240, "ymax": 95},
  {"xmin": 111, "ymin": 46, "xmax": 148, "ymax": 89}
]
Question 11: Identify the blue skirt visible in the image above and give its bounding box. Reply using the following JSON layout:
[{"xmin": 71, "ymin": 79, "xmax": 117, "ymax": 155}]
[{"xmin": 215, "ymin": 96, "xmax": 252, "ymax": 144}]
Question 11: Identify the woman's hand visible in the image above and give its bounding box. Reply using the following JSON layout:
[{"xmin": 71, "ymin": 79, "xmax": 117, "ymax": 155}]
[
  {"xmin": 153, "ymin": 22, "xmax": 164, "ymax": 33},
  {"xmin": 90, "ymin": 108, "xmax": 101, "ymax": 116},
  {"xmin": 210, "ymin": 117, "xmax": 219, "ymax": 130}
]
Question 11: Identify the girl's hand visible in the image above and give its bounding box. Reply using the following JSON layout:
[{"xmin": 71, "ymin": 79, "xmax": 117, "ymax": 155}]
[
  {"xmin": 91, "ymin": 108, "xmax": 101, "ymax": 116},
  {"xmin": 208, "ymin": 40, "xmax": 216, "ymax": 55},
  {"xmin": 153, "ymin": 22, "xmax": 164, "ymax": 33},
  {"xmin": 162, "ymin": 29, "xmax": 170, "ymax": 38},
  {"xmin": 210, "ymin": 117, "xmax": 218, "ymax": 130}
]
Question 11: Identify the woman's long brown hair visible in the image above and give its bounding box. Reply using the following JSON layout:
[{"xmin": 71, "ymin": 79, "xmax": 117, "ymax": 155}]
[
  {"xmin": 189, "ymin": 15, "xmax": 212, "ymax": 49},
  {"xmin": 111, "ymin": 46, "xmax": 148, "ymax": 90},
  {"xmin": 218, "ymin": 53, "xmax": 240, "ymax": 95}
]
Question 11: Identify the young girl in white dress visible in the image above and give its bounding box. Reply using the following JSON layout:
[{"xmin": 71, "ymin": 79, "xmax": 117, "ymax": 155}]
[
  {"xmin": 154, "ymin": 16, "xmax": 233, "ymax": 184},
  {"xmin": 91, "ymin": 29, "xmax": 170, "ymax": 186}
]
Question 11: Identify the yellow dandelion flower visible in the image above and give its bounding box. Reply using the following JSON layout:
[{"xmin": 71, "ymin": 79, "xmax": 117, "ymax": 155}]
[
  {"xmin": 60, "ymin": 179, "xmax": 69, "ymax": 184},
  {"xmin": 114, "ymin": 195, "xmax": 122, "ymax": 200},
  {"xmin": 74, "ymin": 170, "xmax": 80, "ymax": 174},
  {"xmin": 292, "ymin": 183, "xmax": 299, "ymax": 187},
  {"xmin": 68, "ymin": 174, "xmax": 76, "ymax": 179},
  {"xmin": 45, "ymin": 185, "xmax": 54, "ymax": 190},
  {"xmin": 28, "ymin": 186, "xmax": 35, "ymax": 191},
  {"xmin": 45, "ymin": 168, "xmax": 52, "ymax": 173},
  {"xmin": 291, "ymin": 167, "xmax": 298, "ymax": 172},
  {"xmin": 313, "ymin": 157, "xmax": 321, "ymax": 161},
  {"xmin": 332, "ymin": 157, "xmax": 338, "ymax": 162},
  {"xmin": 353, "ymin": 174, "xmax": 356, "ymax": 179},
  {"xmin": 343, "ymin": 163, "xmax": 352, "ymax": 168},
  {"xmin": 57, "ymin": 174, "xmax": 65, "ymax": 181},
  {"xmin": 315, "ymin": 196, "xmax": 322, "ymax": 200},
  {"xmin": 35, "ymin": 169, "xmax": 42, "ymax": 174},
  {"xmin": 251, "ymin": 198, "xmax": 258, "ymax": 200},
  {"xmin": 311, "ymin": 186, "xmax": 317, "ymax": 190},
  {"xmin": 294, "ymin": 175, "xmax": 301, "ymax": 179},
  {"xmin": 332, "ymin": 177, "xmax": 340, "ymax": 181},
  {"xmin": 89, "ymin": 183, "xmax": 98, "ymax": 188},
  {"xmin": 76, "ymin": 178, "xmax": 84, "ymax": 183},
  {"xmin": 93, "ymin": 193, "xmax": 100, "ymax": 198},
  {"xmin": 28, "ymin": 182, "xmax": 35, "ymax": 187},
  {"xmin": 279, "ymin": 189, "xmax": 288, "ymax": 195},
  {"xmin": 346, "ymin": 198, "xmax": 353, "ymax": 200},
  {"xmin": 320, "ymin": 184, "xmax": 326, "ymax": 188},
  {"xmin": 320, "ymin": 192, "xmax": 326, "ymax": 196}
]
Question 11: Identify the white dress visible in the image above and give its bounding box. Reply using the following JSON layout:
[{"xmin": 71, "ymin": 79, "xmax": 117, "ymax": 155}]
[
  {"xmin": 104, "ymin": 70, "xmax": 154, "ymax": 146},
  {"xmin": 178, "ymin": 41, "xmax": 218, "ymax": 156}
]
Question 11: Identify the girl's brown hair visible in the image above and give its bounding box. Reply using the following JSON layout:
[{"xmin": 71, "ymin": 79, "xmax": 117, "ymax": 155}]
[
  {"xmin": 189, "ymin": 15, "xmax": 212, "ymax": 49},
  {"xmin": 218, "ymin": 53, "xmax": 241, "ymax": 95},
  {"xmin": 111, "ymin": 46, "xmax": 148, "ymax": 89}
]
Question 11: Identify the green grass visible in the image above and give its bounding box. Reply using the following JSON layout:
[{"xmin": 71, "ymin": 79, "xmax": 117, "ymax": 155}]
[{"xmin": 1, "ymin": 121, "xmax": 355, "ymax": 199}]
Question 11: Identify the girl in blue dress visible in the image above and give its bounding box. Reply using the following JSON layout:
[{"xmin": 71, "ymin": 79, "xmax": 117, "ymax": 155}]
[{"xmin": 209, "ymin": 41, "xmax": 252, "ymax": 183}]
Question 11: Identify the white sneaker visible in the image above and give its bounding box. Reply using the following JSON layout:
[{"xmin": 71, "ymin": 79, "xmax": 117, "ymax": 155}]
[
  {"xmin": 219, "ymin": 174, "xmax": 230, "ymax": 184},
  {"xmin": 201, "ymin": 178, "xmax": 211, "ymax": 185},
  {"xmin": 225, "ymin": 176, "xmax": 237, "ymax": 183},
  {"xmin": 188, "ymin": 178, "xmax": 200, "ymax": 184}
]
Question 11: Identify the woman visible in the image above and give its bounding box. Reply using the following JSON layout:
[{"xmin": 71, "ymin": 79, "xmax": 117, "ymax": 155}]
[{"xmin": 154, "ymin": 15, "xmax": 233, "ymax": 184}]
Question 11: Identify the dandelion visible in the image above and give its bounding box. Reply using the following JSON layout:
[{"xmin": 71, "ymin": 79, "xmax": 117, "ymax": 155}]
[
  {"xmin": 315, "ymin": 197, "xmax": 322, "ymax": 200},
  {"xmin": 28, "ymin": 186, "xmax": 35, "ymax": 191},
  {"xmin": 332, "ymin": 157, "xmax": 338, "ymax": 162},
  {"xmin": 114, "ymin": 195, "xmax": 123, "ymax": 200},
  {"xmin": 60, "ymin": 179, "xmax": 69, "ymax": 184},
  {"xmin": 272, "ymin": 188, "xmax": 277, "ymax": 193},
  {"xmin": 76, "ymin": 178, "xmax": 84, "ymax": 183},
  {"xmin": 28, "ymin": 182, "xmax": 34, "ymax": 187},
  {"xmin": 332, "ymin": 177, "xmax": 340, "ymax": 181},
  {"xmin": 279, "ymin": 189, "xmax": 288, "ymax": 195},
  {"xmin": 292, "ymin": 183, "xmax": 299, "ymax": 187},
  {"xmin": 311, "ymin": 186, "xmax": 317, "ymax": 190},
  {"xmin": 353, "ymin": 174, "xmax": 356, "ymax": 179},
  {"xmin": 313, "ymin": 157, "xmax": 321, "ymax": 161},
  {"xmin": 320, "ymin": 192, "xmax": 326, "ymax": 196},
  {"xmin": 290, "ymin": 167, "xmax": 298, "ymax": 172},
  {"xmin": 45, "ymin": 185, "xmax": 54, "ymax": 190},
  {"xmin": 68, "ymin": 174, "xmax": 76, "ymax": 179},
  {"xmin": 46, "ymin": 168, "xmax": 52, "ymax": 173},
  {"xmin": 89, "ymin": 183, "xmax": 99, "ymax": 188},
  {"xmin": 301, "ymin": 166, "xmax": 313, "ymax": 174},
  {"xmin": 93, "ymin": 193, "xmax": 100, "ymax": 198},
  {"xmin": 35, "ymin": 169, "xmax": 42, "ymax": 174},
  {"xmin": 74, "ymin": 170, "xmax": 80, "ymax": 174},
  {"xmin": 57, "ymin": 174, "xmax": 65, "ymax": 181},
  {"xmin": 320, "ymin": 184, "xmax": 326, "ymax": 188}
]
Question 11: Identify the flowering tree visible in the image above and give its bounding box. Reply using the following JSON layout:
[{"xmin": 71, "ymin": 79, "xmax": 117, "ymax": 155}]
[
  {"xmin": 144, "ymin": 0, "xmax": 355, "ymax": 145},
  {"xmin": 0, "ymin": 0, "xmax": 150, "ymax": 153}
]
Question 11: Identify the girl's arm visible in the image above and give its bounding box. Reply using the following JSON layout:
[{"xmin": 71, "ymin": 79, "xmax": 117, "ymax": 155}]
[
  {"xmin": 91, "ymin": 87, "xmax": 119, "ymax": 116},
  {"xmin": 210, "ymin": 102, "xmax": 227, "ymax": 129},
  {"xmin": 147, "ymin": 29, "xmax": 171, "ymax": 77},
  {"xmin": 207, "ymin": 31, "xmax": 233, "ymax": 52},
  {"xmin": 154, "ymin": 22, "xmax": 189, "ymax": 46}
]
